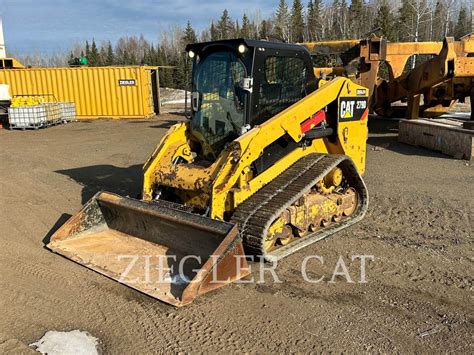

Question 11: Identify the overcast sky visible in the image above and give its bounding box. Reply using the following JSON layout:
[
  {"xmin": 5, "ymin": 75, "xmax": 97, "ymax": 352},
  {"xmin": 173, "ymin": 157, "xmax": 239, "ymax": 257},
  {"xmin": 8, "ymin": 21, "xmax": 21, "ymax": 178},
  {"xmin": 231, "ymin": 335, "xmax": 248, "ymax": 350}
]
[{"xmin": 1, "ymin": 0, "xmax": 277, "ymax": 54}]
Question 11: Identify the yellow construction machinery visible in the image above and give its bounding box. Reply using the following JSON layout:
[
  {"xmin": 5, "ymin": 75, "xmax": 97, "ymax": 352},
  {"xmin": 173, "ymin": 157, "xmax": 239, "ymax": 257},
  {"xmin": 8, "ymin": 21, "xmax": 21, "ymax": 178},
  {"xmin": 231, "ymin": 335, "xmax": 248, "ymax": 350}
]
[
  {"xmin": 48, "ymin": 39, "xmax": 369, "ymax": 306},
  {"xmin": 374, "ymin": 35, "xmax": 474, "ymax": 119},
  {"xmin": 302, "ymin": 36, "xmax": 387, "ymax": 102},
  {"xmin": 302, "ymin": 35, "xmax": 474, "ymax": 120}
]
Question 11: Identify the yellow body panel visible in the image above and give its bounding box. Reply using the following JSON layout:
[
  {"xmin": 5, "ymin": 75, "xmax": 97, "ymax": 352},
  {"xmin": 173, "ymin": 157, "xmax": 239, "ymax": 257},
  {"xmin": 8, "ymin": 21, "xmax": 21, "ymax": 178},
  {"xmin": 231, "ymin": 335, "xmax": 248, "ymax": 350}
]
[{"xmin": 143, "ymin": 77, "xmax": 368, "ymax": 220}]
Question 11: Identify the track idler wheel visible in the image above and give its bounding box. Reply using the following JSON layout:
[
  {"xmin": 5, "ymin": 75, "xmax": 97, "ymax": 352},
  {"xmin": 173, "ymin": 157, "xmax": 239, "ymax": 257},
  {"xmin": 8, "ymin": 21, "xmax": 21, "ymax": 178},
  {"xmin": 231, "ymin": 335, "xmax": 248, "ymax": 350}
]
[
  {"xmin": 265, "ymin": 224, "xmax": 293, "ymax": 252},
  {"xmin": 278, "ymin": 226, "xmax": 293, "ymax": 246},
  {"xmin": 342, "ymin": 188, "xmax": 358, "ymax": 216}
]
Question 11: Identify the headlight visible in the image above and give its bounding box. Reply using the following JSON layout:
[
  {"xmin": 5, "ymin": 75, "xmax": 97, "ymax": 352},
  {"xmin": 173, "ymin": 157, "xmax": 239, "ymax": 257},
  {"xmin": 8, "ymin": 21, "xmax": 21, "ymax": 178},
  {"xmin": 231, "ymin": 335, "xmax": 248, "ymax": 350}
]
[
  {"xmin": 188, "ymin": 50, "xmax": 195, "ymax": 58},
  {"xmin": 238, "ymin": 44, "xmax": 246, "ymax": 54}
]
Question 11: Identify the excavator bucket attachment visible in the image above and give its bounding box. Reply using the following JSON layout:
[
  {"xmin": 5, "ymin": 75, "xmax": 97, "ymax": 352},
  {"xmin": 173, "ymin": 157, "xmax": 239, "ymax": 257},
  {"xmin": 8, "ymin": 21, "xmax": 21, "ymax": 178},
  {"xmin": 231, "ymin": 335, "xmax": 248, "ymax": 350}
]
[{"xmin": 48, "ymin": 192, "xmax": 249, "ymax": 307}]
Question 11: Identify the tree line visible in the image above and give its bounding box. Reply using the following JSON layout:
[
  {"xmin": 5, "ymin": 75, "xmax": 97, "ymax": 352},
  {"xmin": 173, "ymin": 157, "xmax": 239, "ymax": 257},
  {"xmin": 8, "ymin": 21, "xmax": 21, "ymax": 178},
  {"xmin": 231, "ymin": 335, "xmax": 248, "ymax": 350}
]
[{"xmin": 16, "ymin": 0, "xmax": 472, "ymax": 89}]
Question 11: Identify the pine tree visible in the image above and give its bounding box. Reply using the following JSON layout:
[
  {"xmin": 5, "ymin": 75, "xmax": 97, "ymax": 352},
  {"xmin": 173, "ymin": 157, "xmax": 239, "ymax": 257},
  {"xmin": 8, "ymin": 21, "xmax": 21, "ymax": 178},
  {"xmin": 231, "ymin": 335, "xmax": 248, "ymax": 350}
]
[
  {"xmin": 182, "ymin": 21, "xmax": 197, "ymax": 45},
  {"xmin": 331, "ymin": 0, "xmax": 348, "ymax": 39},
  {"xmin": 173, "ymin": 55, "xmax": 186, "ymax": 89},
  {"xmin": 348, "ymin": 0, "xmax": 364, "ymax": 38},
  {"xmin": 143, "ymin": 45, "xmax": 157, "ymax": 66},
  {"xmin": 374, "ymin": 0, "xmax": 396, "ymax": 41},
  {"xmin": 210, "ymin": 22, "xmax": 219, "ymax": 41},
  {"xmin": 307, "ymin": 0, "xmax": 323, "ymax": 41},
  {"xmin": 248, "ymin": 20, "xmax": 258, "ymax": 39},
  {"xmin": 142, "ymin": 46, "xmax": 150, "ymax": 65},
  {"xmin": 105, "ymin": 41, "xmax": 114, "ymax": 66},
  {"xmin": 398, "ymin": 0, "xmax": 417, "ymax": 41},
  {"xmin": 129, "ymin": 51, "xmax": 138, "ymax": 65},
  {"xmin": 307, "ymin": 1, "xmax": 315, "ymax": 40},
  {"xmin": 181, "ymin": 21, "xmax": 197, "ymax": 89},
  {"xmin": 259, "ymin": 20, "xmax": 270, "ymax": 39},
  {"xmin": 158, "ymin": 46, "xmax": 173, "ymax": 88},
  {"xmin": 313, "ymin": 0, "xmax": 323, "ymax": 40},
  {"xmin": 235, "ymin": 19, "xmax": 241, "ymax": 37},
  {"xmin": 216, "ymin": 9, "xmax": 234, "ymax": 39},
  {"xmin": 98, "ymin": 45, "xmax": 107, "ymax": 66},
  {"xmin": 68, "ymin": 51, "xmax": 75, "ymax": 66},
  {"xmin": 291, "ymin": 0, "xmax": 305, "ymax": 42},
  {"xmin": 340, "ymin": 0, "xmax": 348, "ymax": 38},
  {"xmin": 275, "ymin": 0, "xmax": 290, "ymax": 41},
  {"xmin": 85, "ymin": 41, "xmax": 90, "ymax": 62},
  {"xmin": 454, "ymin": 7, "xmax": 469, "ymax": 39},
  {"xmin": 241, "ymin": 14, "xmax": 252, "ymax": 38},
  {"xmin": 432, "ymin": 1, "xmax": 446, "ymax": 40},
  {"xmin": 88, "ymin": 40, "xmax": 99, "ymax": 66}
]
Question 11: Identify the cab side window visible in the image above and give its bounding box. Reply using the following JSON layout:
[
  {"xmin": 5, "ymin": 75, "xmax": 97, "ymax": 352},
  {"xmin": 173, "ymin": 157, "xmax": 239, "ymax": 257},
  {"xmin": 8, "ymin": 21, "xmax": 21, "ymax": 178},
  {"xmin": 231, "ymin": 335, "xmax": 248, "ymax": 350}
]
[{"xmin": 256, "ymin": 56, "xmax": 307, "ymax": 123}]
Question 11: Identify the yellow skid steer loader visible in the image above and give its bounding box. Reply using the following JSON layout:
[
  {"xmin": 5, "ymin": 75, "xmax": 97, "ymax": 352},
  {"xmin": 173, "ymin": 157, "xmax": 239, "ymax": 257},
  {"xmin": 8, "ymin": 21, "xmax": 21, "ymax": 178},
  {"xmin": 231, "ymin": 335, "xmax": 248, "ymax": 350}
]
[{"xmin": 48, "ymin": 39, "xmax": 369, "ymax": 306}]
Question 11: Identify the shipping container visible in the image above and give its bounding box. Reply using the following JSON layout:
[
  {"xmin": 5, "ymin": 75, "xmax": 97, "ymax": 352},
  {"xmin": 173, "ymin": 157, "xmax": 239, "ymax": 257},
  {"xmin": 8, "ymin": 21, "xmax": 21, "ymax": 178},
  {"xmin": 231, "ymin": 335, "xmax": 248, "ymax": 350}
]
[{"xmin": 0, "ymin": 66, "xmax": 160, "ymax": 119}]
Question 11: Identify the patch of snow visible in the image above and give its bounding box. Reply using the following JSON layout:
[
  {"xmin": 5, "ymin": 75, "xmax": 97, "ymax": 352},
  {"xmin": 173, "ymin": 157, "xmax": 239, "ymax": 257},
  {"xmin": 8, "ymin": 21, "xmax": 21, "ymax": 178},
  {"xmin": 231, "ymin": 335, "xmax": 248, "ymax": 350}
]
[
  {"xmin": 169, "ymin": 274, "xmax": 190, "ymax": 285},
  {"xmin": 445, "ymin": 112, "xmax": 471, "ymax": 119},
  {"xmin": 160, "ymin": 88, "xmax": 186, "ymax": 104},
  {"xmin": 163, "ymin": 99, "xmax": 186, "ymax": 105},
  {"xmin": 30, "ymin": 330, "xmax": 99, "ymax": 355}
]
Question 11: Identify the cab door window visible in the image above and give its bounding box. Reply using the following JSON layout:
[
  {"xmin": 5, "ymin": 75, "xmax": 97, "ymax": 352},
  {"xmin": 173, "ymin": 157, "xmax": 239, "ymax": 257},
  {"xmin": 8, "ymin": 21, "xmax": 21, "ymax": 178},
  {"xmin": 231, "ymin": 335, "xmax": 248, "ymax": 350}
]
[{"xmin": 256, "ymin": 56, "xmax": 307, "ymax": 122}]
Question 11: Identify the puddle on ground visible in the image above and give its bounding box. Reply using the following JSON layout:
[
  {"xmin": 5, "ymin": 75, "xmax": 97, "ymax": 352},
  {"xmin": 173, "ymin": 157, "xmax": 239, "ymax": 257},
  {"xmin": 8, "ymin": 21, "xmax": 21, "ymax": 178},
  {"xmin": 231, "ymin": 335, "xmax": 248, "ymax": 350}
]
[{"xmin": 30, "ymin": 330, "xmax": 99, "ymax": 355}]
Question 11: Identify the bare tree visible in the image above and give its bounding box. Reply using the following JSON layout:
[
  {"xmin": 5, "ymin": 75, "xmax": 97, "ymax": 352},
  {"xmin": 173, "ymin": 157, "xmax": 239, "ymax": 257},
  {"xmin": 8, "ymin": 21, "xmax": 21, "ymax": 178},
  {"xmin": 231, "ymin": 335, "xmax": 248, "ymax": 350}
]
[
  {"xmin": 411, "ymin": 0, "xmax": 431, "ymax": 43},
  {"xmin": 443, "ymin": 0, "xmax": 456, "ymax": 36}
]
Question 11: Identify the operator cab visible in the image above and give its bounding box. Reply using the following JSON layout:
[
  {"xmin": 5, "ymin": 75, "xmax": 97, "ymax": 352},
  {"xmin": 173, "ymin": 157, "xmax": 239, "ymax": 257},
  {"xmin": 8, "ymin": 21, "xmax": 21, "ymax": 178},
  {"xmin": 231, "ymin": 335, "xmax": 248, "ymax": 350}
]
[{"xmin": 186, "ymin": 39, "xmax": 317, "ymax": 157}]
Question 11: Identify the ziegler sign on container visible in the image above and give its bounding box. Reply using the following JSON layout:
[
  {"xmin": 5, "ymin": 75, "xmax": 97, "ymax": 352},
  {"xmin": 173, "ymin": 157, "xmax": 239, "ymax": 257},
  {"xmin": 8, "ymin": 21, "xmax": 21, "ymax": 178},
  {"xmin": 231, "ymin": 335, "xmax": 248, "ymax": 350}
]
[{"xmin": 0, "ymin": 66, "xmax": 158, "ymax": 119}]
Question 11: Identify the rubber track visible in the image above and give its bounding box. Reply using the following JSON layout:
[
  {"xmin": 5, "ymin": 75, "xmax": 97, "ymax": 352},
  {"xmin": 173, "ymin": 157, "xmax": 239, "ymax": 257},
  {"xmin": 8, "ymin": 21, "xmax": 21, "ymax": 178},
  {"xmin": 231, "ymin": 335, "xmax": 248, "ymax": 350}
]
[{"xmin": 230, "ymin": 153, "xmax": 369, "ymax": 262}]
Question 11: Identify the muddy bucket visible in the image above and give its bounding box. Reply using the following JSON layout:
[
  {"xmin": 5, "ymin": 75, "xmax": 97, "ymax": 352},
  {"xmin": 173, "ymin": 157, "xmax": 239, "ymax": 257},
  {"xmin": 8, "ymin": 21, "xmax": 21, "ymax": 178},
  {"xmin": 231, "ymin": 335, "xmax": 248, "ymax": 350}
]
[{"xmin": 48, "ymin": 192, "xmax": 249, "ymax": 306}]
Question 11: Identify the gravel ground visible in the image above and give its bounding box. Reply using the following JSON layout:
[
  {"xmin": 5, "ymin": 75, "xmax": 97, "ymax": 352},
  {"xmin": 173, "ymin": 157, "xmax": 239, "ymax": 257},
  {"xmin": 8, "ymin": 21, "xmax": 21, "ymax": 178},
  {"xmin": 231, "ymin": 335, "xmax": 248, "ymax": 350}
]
[{"xmin": 0, "ymin": 116, "xmax": 472, "ymax": 353}]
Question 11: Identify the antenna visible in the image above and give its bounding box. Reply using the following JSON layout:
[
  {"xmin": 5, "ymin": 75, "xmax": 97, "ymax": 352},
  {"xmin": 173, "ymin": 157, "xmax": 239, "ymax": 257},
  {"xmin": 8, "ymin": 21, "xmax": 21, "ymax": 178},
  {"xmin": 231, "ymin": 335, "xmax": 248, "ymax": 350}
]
[{"xmin": 0, "ymin": 17, "xmax": 6, "ymax": 58}]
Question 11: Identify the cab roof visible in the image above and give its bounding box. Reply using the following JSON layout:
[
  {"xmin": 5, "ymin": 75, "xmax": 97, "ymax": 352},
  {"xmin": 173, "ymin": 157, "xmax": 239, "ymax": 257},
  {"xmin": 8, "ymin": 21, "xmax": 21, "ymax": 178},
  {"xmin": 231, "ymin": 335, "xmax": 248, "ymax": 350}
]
[{"xmin": 185, "ymin": 38, "xmax": 309, "ymax": 55}]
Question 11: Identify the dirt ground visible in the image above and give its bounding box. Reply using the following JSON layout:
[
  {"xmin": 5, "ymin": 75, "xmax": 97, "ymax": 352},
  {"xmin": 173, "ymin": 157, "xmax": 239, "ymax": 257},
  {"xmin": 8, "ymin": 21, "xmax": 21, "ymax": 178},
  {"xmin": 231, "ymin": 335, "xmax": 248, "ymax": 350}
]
[{"xmin": 0, "ymin": 115, "xmax": 472, "ymax": 353}]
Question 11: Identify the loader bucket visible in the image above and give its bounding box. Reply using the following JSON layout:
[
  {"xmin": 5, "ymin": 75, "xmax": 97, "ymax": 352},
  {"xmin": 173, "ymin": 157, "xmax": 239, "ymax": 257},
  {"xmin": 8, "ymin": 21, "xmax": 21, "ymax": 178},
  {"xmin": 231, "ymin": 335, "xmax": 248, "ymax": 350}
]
[{"xmin": 48, "ymin": 192, "xmax": 249, "ymax": 306}]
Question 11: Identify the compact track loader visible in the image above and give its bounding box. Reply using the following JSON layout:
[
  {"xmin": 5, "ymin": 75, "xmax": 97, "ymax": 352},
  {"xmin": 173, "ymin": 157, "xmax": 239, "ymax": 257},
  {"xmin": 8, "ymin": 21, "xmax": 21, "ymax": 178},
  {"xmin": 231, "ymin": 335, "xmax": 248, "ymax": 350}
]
[{"xmin": 48, "ymin": 39, "xmax": 369, "ymax": 306}]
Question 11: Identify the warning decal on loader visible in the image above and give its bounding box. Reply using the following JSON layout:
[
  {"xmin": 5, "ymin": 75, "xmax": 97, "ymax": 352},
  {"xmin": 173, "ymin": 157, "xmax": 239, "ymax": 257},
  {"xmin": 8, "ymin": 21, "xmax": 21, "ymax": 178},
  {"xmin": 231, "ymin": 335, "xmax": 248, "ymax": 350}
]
[{"xmin": 339, "ymin": 97, "xmax": 368, "ymax": 122}]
